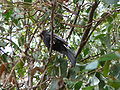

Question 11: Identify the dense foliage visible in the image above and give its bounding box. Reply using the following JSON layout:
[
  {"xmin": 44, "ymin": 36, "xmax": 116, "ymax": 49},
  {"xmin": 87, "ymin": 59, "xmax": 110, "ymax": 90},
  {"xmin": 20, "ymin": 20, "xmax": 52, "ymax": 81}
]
[{"xmin": 0, "ymin": 0, "xmax": 120, "ymax": 89}]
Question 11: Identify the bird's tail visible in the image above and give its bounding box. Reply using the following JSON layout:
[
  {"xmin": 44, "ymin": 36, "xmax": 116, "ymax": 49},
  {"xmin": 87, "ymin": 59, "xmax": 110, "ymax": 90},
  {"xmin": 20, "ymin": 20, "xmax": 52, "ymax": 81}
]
[{"xmin": 63, "ymin": 49, "xmax": 76, "ymax": 66}]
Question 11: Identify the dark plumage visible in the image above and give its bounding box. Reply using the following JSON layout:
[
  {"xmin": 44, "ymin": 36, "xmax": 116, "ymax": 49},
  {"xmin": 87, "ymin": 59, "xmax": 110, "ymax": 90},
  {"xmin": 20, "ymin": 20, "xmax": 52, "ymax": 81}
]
[{"xmin": 40, "ymin": 30, "xmax": 76, "ymax": 66}]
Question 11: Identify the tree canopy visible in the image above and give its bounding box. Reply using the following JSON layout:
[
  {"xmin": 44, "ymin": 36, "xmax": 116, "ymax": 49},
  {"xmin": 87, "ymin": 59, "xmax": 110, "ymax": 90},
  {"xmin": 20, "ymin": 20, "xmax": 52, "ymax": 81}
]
[{"xmin": 0, "ymin": 0, "xmax": 120, "ymax": 89}]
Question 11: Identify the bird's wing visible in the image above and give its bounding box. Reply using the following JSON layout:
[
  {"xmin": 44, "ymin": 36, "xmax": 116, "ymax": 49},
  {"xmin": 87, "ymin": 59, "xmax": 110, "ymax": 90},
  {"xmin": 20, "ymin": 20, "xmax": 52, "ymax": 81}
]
[
  {"xmin": 47, "ymin": 32, "xmax": 68, "ymax": 46},
  {"xmin": 53, "ymin": 34, "xmax": 68, "ymax": 46}
]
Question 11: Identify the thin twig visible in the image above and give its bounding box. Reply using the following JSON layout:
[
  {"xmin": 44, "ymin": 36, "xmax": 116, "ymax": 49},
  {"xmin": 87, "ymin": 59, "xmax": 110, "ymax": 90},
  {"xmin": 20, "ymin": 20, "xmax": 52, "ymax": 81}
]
[
  {"xmin": 81, "ymin": 53, "xmax": 100, "ymax": 62},
  {"xmin": 75, "ymin": 1, "xmax": 100, "ymax": 58},
  {"xmin": 62, "ymin": 5, "xmax": 77, "ymax": 15},
  {"xmin": 66, "ymin": 0, "xmax": 85, "ymax": 40},
  {"xmin": 49, "ymin": 0, "xmax": 56, "ymax": 56},
  {"xmin": 3, "ymin": 61, "xmax": 19, "ymax": 88},
  {"xmin": 28, "ymin": 60, "xmax": 34, "ymax": 89},
  {"xmin": 75, "ymin": 8, "xmax": 120, "ymax": 58},
  {"xmin": 24, "ymin": 27, "xmax": 39, "ymax": 54}
]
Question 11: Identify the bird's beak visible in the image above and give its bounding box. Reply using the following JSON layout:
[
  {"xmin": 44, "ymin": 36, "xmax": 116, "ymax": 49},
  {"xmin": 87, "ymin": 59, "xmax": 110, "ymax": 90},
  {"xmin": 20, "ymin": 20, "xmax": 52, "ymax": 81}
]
[
  {"xmin": 40, "ymin": 34, "xmax": 44, "ymax": 39},
  {"xmin": 37, "ymin": 33, "xmax": 43, "ymax": 38},
  {"xmin": 37, "ymin": 31, "xmax": 42, "ymax": 37}
]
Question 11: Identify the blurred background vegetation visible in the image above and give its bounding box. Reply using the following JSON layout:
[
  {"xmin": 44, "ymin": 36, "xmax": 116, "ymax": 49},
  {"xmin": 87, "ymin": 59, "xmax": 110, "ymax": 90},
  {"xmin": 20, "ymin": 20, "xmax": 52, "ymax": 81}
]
[{"xmin": 0, "ymin": 0, "xmax": 120, "ymax": 89}]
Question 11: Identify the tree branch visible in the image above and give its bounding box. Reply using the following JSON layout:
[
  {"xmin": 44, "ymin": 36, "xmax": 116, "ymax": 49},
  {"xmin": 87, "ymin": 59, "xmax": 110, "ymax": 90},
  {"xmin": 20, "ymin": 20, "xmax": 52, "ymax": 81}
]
[
  {"xmin": 75, "ymin": 4, "xmax": 120, "ymax": 58},
  {"xmin": 66, "ymin": 0, "xmax": 84, "ymax": 40},
  {"xmin": 81, "ymin": 53, "xmax": 100, "ymax": 62},
  {"xmin": 75, "ymin": 1, "xmax": 100, "ymax": 58},
  {"xmin": 49, "ymin": 0, "xmax": 56, "ymax": 56}
]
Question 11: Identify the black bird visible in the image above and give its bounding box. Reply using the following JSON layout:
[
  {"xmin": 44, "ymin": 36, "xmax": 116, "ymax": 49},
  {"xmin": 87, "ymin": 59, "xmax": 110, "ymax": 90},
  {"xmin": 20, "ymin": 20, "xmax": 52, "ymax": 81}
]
[{"xmin": 39, "ymin": 30, "xmax": 76, "ymax": 66}]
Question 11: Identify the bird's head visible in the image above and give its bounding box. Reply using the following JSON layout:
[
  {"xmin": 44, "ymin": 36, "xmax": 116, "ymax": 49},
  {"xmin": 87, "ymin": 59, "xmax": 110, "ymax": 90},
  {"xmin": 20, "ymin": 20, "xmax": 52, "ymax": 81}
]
[{"xmin": 38, "ymin": 30, "xmax": 49, "ymax": 39}]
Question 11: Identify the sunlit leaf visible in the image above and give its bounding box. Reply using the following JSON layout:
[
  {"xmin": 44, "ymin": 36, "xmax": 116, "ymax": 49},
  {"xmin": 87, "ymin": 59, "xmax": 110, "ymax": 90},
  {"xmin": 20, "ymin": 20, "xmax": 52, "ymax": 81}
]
[
  {"xmin": 2, "ymin": 9, "xmax": 13, "ymax": 20},
  {"xmin": 102, "ymin": 0, "xmax": 119, "ymax": 4},
  {"xmin": 82, "ymin": 86, "xmax": 94, "ymax": 90},
  {"xmin": 85, "ymin": 60, "xmax": 99, "ymax": 70},
  {"xmin": 103, "ymin": 61, "xmax": 110, "ymax": 76},
  {"xmin": 89, "ymin": 75, "xmax": 100, "ymax": 86},
  {"xmin": 99, "ymin": 53, "xmax": 120, "ymax": 61}
]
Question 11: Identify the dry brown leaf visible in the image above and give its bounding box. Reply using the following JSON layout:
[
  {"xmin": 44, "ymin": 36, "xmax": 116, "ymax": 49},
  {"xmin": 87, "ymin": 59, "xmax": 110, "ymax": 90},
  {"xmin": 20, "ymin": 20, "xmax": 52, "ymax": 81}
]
[
  {"xmin": 9, "ymin": 76, "xmax": 16, "ymax": 85},
  {"xmin": 0, "ymin": 64, "xmax": 6, "ymax": 78},
  {"xmin": 31, "ymin": 67, "xmax": 44, "ymax": 76},
  {"xmin": 0, "ymin": 0, "xmax": 8, "ymax": 4}
]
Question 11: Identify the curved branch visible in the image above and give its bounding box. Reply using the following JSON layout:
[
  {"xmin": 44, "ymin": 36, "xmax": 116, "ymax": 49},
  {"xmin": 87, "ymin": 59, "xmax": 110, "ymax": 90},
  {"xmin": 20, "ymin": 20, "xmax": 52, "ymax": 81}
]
[
  {"xmin": 75, "ymin": 1, "xmax": 100, "ymax": 58},
  {"xmin": 75, "ymin": 5, "xmax": 120, "ymax": 58},
  {"xmin": 66, "ymin": 0, "xmax": 85, "ymax": 40}
]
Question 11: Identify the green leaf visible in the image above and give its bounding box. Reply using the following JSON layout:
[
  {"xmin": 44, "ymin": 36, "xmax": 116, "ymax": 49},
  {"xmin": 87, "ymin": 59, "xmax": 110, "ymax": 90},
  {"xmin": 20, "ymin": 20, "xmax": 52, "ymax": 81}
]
[
  {"xmin": 12, "ymin": 19, "xmax": 19, "ymax": 25},
  {"xmin": 102, "ymin": 0, "xmax": 119, "ymax": 4},
  {"xmin": 82, "ymin": 86, "xmax": 94, "ymax": 90},
  {"xmin": 108, "ymin": 80, "xmax": 120, "ymax": 89},
  {"xmin": 107, "ymin": 24, "xmax": 113, "ymax": 32},
  {"xmin": 16, "ymin": 61, "xmax": 25, "ymax": 77},
  {"xmin": 65, "ymin": 80, "xmax": 75, "ymax": 89},
  {"xmin": 95, "ymin": 73, "xmax": 106, "ymax": 89},
  {"xmin": 99, "ymin": 53, "xmax": 120, "ymax": 61},
  {"xmin": 2, "ymin": 9, "xmax": 13, "ymax": 20},
  {"xmin": 60, "ymin": 59, "xmax": 67, "ymax": 77},
  {"xmin": 86, "ymin": 7, "xmax": 91, "ymax": 13},
  {"xmin": 50, "ymin": 78, "xmax": 61, "ymax": 90},
  {"xmin": 110, "ymin": 64, "xmax": 120, "ymax": 80},
  {"xmin": 94, "ymin": 34, "xmax": 105, "ymax": 40},
  {"xmin": 0, "ymin": 54, "xmax": 8, "ymax": 62},
  {"xmin": 107, "ymin": 16, "xmax": 113, "ymax": 23},
  {"xmin": 85, "ymin": 60, "xmax": 99, "ymax": 70},
  {"xmin": 105, "ymin": 34, "xmax": 111, "ymax": 48},
  {"xmin": 74, "ymin": 81, "xmax": 82, "ymax": 90},
  {"xmin": 103, "ymin": 61, "xmax": 110, "ymax": 76},
  {"xmin": 24, "ymin": 0, "xmax": 32, "ymax": 2},
  {"xmin": 99, "ymin": 80, "xmax": 106, "ymax": 89},
  {"xmin": 89, "ymin": 75, "xmax": 100, "ymax": 86},
  {"xmin": 18, "ymin": 35, "xmax": 25, "ymax": 46},
  {"xmin": 0, "ymin": 26, "xmax": 5, "ymax": 32},
  {"xmin": 83, "ymin": 48, "xmax": 89, "ymax": 56},
  {"xmin": 0, "ymin": 41, "xmax": 7, "ymax": 47},
  {"xmin": 12, "ymin": 41, "xmax": 21, "ymax": 51},
  {"xmin": 79, "ymin": 20, "xmax": 86, "ymax": 26},
  {"xmin": 73, "ymin": 0, "xmax": 79, "ymax": 4}
]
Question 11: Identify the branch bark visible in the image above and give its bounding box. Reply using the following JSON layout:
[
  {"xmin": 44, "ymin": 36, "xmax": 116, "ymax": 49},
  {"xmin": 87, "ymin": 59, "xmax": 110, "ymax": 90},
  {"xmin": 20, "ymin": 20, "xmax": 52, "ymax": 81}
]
[
  {"xmin": 49, "ymin": 0, "xmax": 56, "ymax": 56},
  {"xmin": 75, "ymin": 1, "xmax": 100, "ymax": 58},
  {"xmin": 66, "ymin": 0, "xmax": 84, "ymax": 40},
  {"xmin": 75, "ymin": 7, "xmax": 120, "ymax": 58}
]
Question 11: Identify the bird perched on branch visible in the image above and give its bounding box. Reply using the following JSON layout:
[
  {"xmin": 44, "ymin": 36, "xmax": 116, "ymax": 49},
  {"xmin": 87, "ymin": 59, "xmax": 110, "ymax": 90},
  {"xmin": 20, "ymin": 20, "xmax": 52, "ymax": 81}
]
[{"xmin": 39, "ymin": 30, "xmax": 76, "ymax": 66}]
